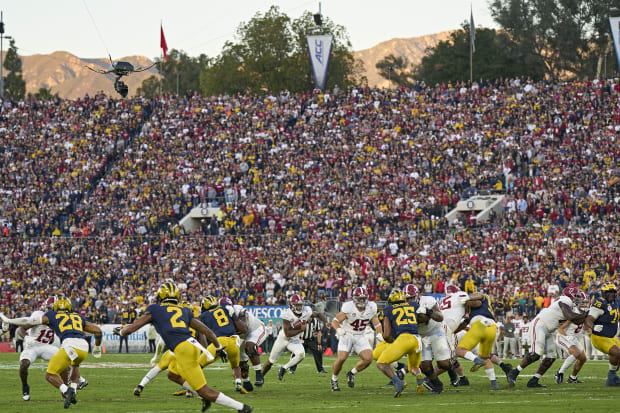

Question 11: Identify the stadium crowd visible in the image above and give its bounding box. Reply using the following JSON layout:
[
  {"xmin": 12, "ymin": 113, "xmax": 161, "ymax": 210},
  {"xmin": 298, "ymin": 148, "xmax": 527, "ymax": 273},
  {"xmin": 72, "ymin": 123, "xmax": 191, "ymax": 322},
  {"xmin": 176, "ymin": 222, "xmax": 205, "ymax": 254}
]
[{"xmin": 0, "ymin": 77, "xmax": 618, "ymax": 328}]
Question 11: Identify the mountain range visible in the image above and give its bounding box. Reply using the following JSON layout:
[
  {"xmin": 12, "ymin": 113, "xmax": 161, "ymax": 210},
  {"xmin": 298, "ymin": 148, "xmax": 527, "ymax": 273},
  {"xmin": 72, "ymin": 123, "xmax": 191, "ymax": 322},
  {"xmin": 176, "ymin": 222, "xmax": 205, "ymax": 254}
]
[{"xmin": 7, "ymin": 31, "xmax": 451, "ymax": 99}]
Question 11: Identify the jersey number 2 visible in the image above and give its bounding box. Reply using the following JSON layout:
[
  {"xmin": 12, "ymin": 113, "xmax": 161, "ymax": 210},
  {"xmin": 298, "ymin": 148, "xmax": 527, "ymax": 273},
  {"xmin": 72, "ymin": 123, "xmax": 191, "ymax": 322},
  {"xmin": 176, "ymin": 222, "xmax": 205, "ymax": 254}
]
[{"xmin": 167, "ymin": 307, "xmax": 187, "ymax": 328}]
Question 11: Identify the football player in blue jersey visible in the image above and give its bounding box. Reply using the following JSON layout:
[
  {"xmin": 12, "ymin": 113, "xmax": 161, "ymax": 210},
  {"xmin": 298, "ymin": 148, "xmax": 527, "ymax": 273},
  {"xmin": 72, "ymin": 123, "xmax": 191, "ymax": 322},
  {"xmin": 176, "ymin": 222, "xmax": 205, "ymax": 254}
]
[
  {"xmin": 584, "ymin": 282, "xmax": 620, "ymax": 386},
  {"xmin": 116, "ymin": 282, "xmax": 252, "ymax": 413},
  {"xmin": 455, "ymin": 292, "xmax": 501, "ymax": 390},
  {"xmin": 376, "ymin": 289, "xmax": 428, "ymax": 397},
  {"xmin": 2, "ymin": 297, "xmax": 102, "ymax": 408}
]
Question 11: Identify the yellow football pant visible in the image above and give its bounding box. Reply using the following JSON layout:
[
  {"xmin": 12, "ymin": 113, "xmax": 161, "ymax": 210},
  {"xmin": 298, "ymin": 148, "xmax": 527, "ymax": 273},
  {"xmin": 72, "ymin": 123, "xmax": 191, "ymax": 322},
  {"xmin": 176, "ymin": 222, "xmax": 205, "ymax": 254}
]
[
  {"xmin": 46, "ymin": 347, "xmax": 88, "ymax": 375},
  {"xmin": 591, "ymin": 335, "xmax": 620, "ymax": 355},
  {"xmin": 376, "ymin": 333, "xmax": 421, "ymax": 372},
  {"xmin": 458, "ymin": 320, "xmax": 497, "ymax": 358},
  {"xmin": 169, "ymin": 341, "xmax": 207, "ymax": 391}
]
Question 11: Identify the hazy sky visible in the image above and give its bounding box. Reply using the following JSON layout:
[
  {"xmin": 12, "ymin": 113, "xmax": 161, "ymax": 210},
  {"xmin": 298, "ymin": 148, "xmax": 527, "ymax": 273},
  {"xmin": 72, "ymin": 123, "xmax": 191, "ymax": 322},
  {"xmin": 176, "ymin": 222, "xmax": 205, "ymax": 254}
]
[{"xmin": 1, "ymin": 0, "xmax": 496, "ymax": 59}]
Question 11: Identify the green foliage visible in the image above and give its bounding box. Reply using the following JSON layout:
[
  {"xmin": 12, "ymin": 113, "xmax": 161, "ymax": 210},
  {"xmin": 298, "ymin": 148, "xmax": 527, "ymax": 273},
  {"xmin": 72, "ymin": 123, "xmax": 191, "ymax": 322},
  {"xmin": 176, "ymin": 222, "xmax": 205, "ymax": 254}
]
[
  {"xmin": 136, "ymin": 75, "xmax": 161, "ymax": 99},
  {"xmin": 490, "ymin": 0, "xmax": 620, "ymax": 79},
  {"xmin": 155, "ymin": 49, "xmax": 209, "ymax": 96},
  {"xmin": 2, "ymin": 38, "xmax": 26, "ymax": 100},
  {"xmin": 200, "ymin": 6, "xmax": 360, "ymax": 95},
  {"xmin": 415, "ymin": 26, "xmax": 541, "ymax": 84},
  {"xmin": 376, "ymin": 54, "xmax": 415, "ymax": 88},
  {"xmin": 34, "ymin": 87, "xmax": 55, "ymax": 100}
]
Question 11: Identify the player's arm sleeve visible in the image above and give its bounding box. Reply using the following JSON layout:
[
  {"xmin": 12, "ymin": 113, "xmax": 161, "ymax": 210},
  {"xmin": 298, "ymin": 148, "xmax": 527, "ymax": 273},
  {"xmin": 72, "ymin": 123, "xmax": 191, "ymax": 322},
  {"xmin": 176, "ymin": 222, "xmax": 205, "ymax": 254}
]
[
  {"xmin": 0, "ymin": 313, "xmax": 43, "ymax": 326},
  {"xmin": 587, "ymin": 306, "xmax": 604, "ymax": 319}
]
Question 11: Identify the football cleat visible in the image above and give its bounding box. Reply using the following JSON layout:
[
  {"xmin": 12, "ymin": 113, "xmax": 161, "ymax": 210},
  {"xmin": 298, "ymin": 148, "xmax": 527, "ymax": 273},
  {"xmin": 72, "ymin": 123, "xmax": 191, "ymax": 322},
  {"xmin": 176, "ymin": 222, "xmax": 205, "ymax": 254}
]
[
  {"xmin": 416, "ymin": 374, "xmax": 425, "ymax": 394},
  {"xmin": 238, "ymin": 404, "xmax": 253, "ymax": 413},
  {"xmin": 393, "ymin": 377, "xmax": 406, "ymax": 398},
  {"xmin": 235, "ymin": 384, "xmax": 249, "ymax": 394},
  {"xmin": 185, "ymin": 389, "xmax": 195, "ymax": 398},
  {"xmin": 491, "ymin": 380, "xmax": 499, "ymax": 390},
  {"xmin": 506, "ymin": 368, "xmax": 519, "ymax": 386},
  {"xmin": 331, "ymin": 379, "xmax": 341, "ymax": 392},
  {"xmin": 567, "ymin": 376, "xmax": 583, "ymax": 384},
  {"xmin": 554, "ymin": 371, "xmax": 564, "ymax": 384},
  {"xmin": 396, "ymin": 368, "xmax": 405, "ymax": 381},
  {"xmin": 277, "ymin": 367, "xmax": 286, "ymax": 381},
  {"xmin": 254, "ymin": 370, "xmax": 264, "ymax": 388},
  {"xmin": 202, "ymin": 399, "xmax": 211, "ymax": 412},
  {"xmin": 346, "ymin": 370, "xmax": 355, "ymax": 388},
  {"xmin": 173, "ymin": 389, "xmax": 188, "ymax": 396},
  {"xmin": 22, "ymin": 384, "xmax": 30, "ymax": 401},
  {"xmin": 526, "ymin": 377, "xmax": 546, "ymax": 388},
  {"xmin": 242, "ymin": 380, "xmax": 254, "ymax": 392},
  {"xmin": 447, "ymin": 368, "xmax": 459, "ymax": 386},
  {"xmin": 500, "ymin": 362, "xmax": 513, "ymax": 376},
  {"xmin": 470, "ymin": 357, "xmax": 485, "ymax": 372},
  {"xmin": 605, "ymin": 370, "xmax": 620, "ymax": 386},
  {"xmin": 458, "ymin": 376, "xmax": 470, "ymax": 386},
  {"xmin": 77, "ymin": 379, "xmax": 88, "ymax": 390},
  {"xmin": 134, "ymin": 385, "xmax": 144, "ymax": 397},
  {"xmin": 63, "ymin": 387, "xmax": 76, "ymax": 409},
  {"xmin": 22, "ymin": 384, "xmax": 30, "ymax": 402}
]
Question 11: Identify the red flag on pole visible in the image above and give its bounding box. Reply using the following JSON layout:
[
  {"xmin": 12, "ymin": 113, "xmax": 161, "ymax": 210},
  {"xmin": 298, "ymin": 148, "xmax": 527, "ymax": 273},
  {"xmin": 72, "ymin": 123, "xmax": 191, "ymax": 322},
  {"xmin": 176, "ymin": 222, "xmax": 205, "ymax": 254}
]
[{"xmin": 160, "ymin": 24, "xmax": 168, "ymax": 61}]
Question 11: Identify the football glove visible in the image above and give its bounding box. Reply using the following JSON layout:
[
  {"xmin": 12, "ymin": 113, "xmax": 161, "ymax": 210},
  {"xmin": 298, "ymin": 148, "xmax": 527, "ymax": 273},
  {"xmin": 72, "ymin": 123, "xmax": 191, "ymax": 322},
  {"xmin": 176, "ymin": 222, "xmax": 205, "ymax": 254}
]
[
  {"xmin": 92, "ymin": 345, "xmax": 102, "ymax": 358},
  {"xmin": 113, "ymin": 326, "xmax": 123, "ymax": 336},
  {"xmin": 426, "ymin": 307, "xmax": 434, "ymax": 317},
  {"xmin": 0, "ymin": 313, "xmax": 9, "ymax": 324},
  {"xmin": 336, "ymin": 327, "xmax": 345, "ymax": 338},
  {"xmin": 375, "ymin": 333, "xmax": 384, "ymax": 343},
  {"xmin": 215, "ymin": 346, "xmax": 228, "ymax": 363}
]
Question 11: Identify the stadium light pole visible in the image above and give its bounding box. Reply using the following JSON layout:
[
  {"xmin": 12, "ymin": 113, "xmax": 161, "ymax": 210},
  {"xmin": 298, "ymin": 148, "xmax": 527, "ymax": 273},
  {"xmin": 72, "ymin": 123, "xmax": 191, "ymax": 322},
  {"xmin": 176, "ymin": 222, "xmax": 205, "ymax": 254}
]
[{"xmin": 0, "ymin": 11, "xmax": 5, "ymax": 99}]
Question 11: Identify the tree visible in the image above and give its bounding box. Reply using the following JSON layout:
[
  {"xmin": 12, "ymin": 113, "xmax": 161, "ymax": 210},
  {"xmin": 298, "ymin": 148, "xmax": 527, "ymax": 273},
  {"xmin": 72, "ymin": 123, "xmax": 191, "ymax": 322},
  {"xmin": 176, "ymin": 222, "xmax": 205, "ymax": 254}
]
[
  {"xmin": 136, "ymin": 75, "xmax": 161, "ymax": 99},
  {"xmin": 200, "ymin": 6, "xmax": 361, "ymax": 95},
  {"xmin": 148, "ymin": 49, "xmax": 209, "ymax": 96},
  {"xmin": 2, "ymin": 38, "xmax": 26, "ymax": 100},
  {"xmin": 34, "ymin": 87, "xmax": 54, "ymax": 100},
  {"xmin": 490, "ymin": 0, "xmax": 620, "ymax": 79},
  {"xmin": 376, "ymin": 55, "xmax": 415, "ymax": 88},
  {"xmin": 414, "ymin": 25, "xmax": 543, "ymax": 85}
]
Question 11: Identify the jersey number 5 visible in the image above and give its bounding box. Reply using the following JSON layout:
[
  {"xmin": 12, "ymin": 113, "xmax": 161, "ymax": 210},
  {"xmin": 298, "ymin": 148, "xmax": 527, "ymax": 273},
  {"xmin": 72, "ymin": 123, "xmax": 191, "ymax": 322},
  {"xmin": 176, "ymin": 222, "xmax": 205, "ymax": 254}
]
[{"xmin": 394, "ymin": 307, "xmax": 417, "ymax": 325}]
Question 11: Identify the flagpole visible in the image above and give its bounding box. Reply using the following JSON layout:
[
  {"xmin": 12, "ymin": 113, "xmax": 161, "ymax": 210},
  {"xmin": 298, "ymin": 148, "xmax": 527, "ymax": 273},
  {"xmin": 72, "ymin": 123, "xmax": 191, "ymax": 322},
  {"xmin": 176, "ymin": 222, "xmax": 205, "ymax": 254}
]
[
  {"xmin": 469, "ymin": 4, "xmax": 473, "ymax": 84},
  {"xmin": 159, "ymin": 20, "xmax": 163, "ymax": 97}
]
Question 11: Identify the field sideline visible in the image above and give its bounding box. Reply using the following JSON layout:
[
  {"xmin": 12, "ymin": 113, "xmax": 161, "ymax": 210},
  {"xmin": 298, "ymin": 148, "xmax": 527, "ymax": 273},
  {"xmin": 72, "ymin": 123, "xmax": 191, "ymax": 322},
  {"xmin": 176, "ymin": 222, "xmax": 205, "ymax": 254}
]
[{"xmin": 0, "ymin": 353, "xmax": 617, "ymax": 412}]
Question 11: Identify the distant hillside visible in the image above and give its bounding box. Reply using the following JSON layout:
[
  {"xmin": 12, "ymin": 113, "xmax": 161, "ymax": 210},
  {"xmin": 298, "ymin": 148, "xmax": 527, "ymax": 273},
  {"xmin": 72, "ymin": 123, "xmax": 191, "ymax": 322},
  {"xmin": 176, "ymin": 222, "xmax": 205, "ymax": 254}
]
[
  {"xmin": 10, "ymin": 32, "xmax": 452, "ymax": 99},
  {"xmin": 353, "ymin": 31, "xmax": 452, "ymax": 88},
  {"xmin": 17, "ymin": 52, "xmax": 159, "ymax": 99}
]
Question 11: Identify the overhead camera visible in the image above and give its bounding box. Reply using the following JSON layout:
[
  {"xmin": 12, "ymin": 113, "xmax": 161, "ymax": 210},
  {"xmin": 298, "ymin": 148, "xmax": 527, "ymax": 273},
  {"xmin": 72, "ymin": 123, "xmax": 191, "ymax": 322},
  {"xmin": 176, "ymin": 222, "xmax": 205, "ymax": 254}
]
[{"xmin": 114, "ymin": 79, "xmax": 128, "ymax": 98}]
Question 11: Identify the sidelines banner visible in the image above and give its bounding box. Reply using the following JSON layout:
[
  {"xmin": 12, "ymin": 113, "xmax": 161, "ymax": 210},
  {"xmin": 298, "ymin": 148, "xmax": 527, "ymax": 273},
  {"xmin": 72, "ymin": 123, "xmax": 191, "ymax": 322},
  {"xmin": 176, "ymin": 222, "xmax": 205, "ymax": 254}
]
[
  {"xmin": 244, "ymin": 306, "xmax": 288, "ymax": 323},
  {"xmin": 307, "ymin": 35, "xmax": 333, "ymax": 90},
  {"xmin": 98, "ymin": 324, "xmax": 150, "ymax": 353},
  {"xmin": 611, "ymin": 17, "xmax": 620, "ymax": 69}
]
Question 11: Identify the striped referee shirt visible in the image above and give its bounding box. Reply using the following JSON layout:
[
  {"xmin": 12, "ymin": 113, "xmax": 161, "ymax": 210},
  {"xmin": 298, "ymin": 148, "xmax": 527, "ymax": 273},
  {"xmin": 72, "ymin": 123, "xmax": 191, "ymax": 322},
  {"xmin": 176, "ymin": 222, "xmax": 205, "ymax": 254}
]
[{"xmin": 302, "ymin": 318, "xmax": 322, "ymax": 340}]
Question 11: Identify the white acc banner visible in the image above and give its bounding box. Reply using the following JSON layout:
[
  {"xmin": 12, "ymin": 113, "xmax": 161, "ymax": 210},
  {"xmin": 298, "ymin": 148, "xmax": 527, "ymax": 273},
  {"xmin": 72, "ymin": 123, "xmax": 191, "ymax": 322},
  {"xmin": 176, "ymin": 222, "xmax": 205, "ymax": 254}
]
[
  {"xmin": 611, "ymin": 17, "xmax": 620, "ymax": 69},
  {"xmin": 307, "ymin": 34, "xmax": 333, "ymax": 90},
  {"xmin": 99, "ymin": 324, "xmax": 150, "ymax": 353}
]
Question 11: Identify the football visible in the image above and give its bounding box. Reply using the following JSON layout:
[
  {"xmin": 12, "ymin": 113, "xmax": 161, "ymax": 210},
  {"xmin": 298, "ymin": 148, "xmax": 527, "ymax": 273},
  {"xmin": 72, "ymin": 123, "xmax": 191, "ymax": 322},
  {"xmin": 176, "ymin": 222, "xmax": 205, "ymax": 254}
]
[{"xmin": 292, "ymin": 320, "xmax": 304, "ymax": 329}]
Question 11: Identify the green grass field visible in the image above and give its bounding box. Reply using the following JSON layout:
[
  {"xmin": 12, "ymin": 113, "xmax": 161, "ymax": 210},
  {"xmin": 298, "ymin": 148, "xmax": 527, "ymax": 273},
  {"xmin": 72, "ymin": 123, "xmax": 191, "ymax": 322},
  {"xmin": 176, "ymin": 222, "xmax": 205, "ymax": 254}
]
[{"xmin": 0, "ymin": 353, "xmax": 617, "ymax": 413}]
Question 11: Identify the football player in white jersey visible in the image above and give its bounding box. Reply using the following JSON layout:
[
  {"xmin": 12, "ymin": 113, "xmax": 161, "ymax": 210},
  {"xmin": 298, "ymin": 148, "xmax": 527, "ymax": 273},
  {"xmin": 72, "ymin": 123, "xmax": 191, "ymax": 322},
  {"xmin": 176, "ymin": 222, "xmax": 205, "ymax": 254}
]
[
  {"xmin": 330, "ymin": 287, "xmax": 382, "ymax": 391},
  {"xmin": 261, "ymin": 294, "xmax": 319, "ymax": 381},
  {"xmin": 441, "ymin": 286, "xmax": 513, "ymax": 387},
  {"xmin": 408, "ymin": 284, "xmax": 449, "ymax": 394},
  {"xmin": 13, "ymin": 297, "xmax": 88, "ymax": 401},
  {"xmin": 554, "ymin": 291, "xmax": 589, "ymax": 384},
  {"xmin": 440, "ymin": 285, "xmax": 472, "ymax": 386},
  {"xmin": 507, "ymin": 287, "xmax": 586, "ymax": 388},
  {"xmin": 219, "ymin": 298, "xmax": 267, "ymax": 390},
  {"xmin": 520, "ymin": 315, "xmax": 532, "ymax": 356}
]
